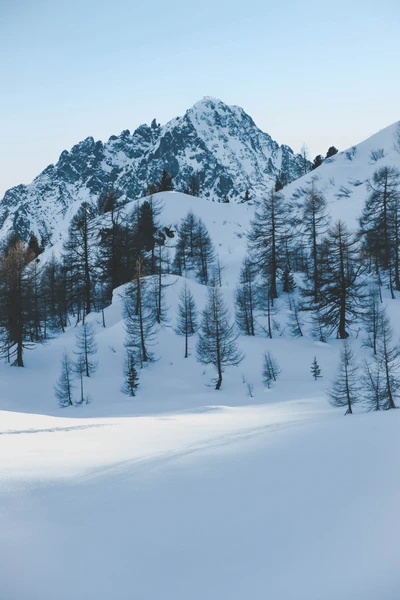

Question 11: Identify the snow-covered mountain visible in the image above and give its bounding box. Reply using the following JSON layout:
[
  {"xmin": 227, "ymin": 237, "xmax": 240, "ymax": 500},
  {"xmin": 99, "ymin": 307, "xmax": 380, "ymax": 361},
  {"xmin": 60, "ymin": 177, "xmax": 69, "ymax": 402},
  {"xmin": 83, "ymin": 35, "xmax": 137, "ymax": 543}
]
[
  {"xmin": 2, "ymin": 119, "xmax": 400, "ymax": 599},
  {"xmin": 0, "ymin": 97, "xmax": 308, "ymax": 245}
]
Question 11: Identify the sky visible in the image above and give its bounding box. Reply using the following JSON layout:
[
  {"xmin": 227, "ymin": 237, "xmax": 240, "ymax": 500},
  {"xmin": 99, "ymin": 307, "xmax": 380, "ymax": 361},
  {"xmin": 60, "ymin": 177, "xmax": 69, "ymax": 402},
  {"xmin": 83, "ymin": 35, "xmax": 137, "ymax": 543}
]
[{"xmin": 1, "ymin": 0, "xmax": 399, "ymax": 197}]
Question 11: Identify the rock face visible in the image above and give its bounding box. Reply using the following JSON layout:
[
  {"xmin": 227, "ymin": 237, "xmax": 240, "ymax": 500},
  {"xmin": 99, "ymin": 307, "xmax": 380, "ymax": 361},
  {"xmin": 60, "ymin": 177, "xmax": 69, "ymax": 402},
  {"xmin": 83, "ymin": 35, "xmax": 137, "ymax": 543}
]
[{"xmin": 0, "ymin": 97, "xmax": 308, "ymax": 244}]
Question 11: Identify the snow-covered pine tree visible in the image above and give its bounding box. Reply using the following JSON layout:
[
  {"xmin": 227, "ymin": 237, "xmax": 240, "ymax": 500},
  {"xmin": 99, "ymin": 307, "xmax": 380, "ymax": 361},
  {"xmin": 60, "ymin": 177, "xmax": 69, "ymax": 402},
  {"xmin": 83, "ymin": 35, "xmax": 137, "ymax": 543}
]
[
  {"xmin": 123, "ymin": 351, "xmax": 139, "ymax": 396},
  {"xmin": 197, "ymin": 283, "xmax": 243, "ymax": 389},
  {"xmin": 175, "ymin": 281, "xmax": 198, "ymax": 358},
  {"xmin": 311, "ymin": 356, "xmax": 322, "ymax": 380},
  {"xmin": 262, "ymin": 351, "xmax": 281, "ymax": 388},
  {"xmin": 328, "ymin": 340, "xmax": 360, "ymax": 415},
  {"xmin": 54, "ymin": 351, "xmax": 75, "ymax": 407},
  {"xmin": 74, "ymin": 321, "xmax": 98, "ymax": 377}
]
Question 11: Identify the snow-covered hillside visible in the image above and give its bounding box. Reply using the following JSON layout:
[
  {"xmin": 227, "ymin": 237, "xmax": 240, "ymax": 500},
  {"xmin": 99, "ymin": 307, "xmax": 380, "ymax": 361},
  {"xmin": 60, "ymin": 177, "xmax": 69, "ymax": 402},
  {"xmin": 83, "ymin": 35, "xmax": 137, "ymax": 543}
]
[
  {"xmin": 0, "ymin": 97, "xmax": 307, "ymax": 245},
  {"xmin": 2, "ymin": 116, "xmax": 400, "ymax": 599},
  {"xmin": 282, "ymin": 120, "xmax": 400, "ymax": 227}
]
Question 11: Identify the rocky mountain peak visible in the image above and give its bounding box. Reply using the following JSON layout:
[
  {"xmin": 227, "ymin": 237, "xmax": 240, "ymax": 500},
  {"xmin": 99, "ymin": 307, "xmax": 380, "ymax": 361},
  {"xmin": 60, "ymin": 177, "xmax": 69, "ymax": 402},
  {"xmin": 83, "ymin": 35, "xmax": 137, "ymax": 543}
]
[{"xmin": 0, "ymin": 98, "xmax": 308, "ymax": 245}]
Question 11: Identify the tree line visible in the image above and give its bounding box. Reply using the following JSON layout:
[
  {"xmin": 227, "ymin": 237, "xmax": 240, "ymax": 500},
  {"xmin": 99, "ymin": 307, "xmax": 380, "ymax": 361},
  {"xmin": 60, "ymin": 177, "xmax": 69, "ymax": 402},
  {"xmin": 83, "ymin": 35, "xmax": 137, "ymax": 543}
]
[
  {"xmin": 235, "ymin": 164, "xmax": 400, "ymax": 411},
  {"xmin": 2, "ymin": 161, "xmax": 400, "ymax": 411}
]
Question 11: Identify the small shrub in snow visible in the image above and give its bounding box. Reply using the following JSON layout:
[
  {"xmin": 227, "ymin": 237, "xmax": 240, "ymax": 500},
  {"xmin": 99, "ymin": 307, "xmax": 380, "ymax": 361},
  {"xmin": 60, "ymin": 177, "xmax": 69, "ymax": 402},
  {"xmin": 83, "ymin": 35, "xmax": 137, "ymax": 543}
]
[
  {"xmin": 369, "ymin": 148, "xmax": 384, "ymax": 162},
  {"xmin": 263, "ymin": 351, "xmax": 281, "ymax": 389}
]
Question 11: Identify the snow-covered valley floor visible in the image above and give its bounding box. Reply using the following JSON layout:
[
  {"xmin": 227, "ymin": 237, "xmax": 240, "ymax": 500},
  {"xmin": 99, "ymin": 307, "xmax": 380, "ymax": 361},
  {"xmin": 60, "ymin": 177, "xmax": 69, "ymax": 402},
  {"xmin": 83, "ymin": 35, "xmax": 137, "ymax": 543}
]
[{"xmin": 1, "ymin": 398, "xmax": 400, "ymax": 599}]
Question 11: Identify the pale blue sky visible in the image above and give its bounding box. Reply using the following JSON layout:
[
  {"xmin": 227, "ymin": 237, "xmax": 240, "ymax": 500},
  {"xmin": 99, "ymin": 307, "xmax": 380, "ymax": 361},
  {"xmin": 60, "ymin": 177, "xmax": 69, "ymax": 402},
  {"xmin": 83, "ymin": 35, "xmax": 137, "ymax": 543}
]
[{"xmin": 1, "ymin": 0, "xmax": 399, "ymax": 196}]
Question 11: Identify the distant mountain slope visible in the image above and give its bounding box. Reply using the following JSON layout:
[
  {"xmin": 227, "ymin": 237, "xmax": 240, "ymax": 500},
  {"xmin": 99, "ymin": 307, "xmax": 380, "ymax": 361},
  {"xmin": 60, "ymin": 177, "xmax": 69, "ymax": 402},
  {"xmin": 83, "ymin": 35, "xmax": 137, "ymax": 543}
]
[
  {"xmin": 0, "ymin": 97, "xmax": 307, "ymax": 245},
  {"xmin": 282, "ymin": 121, "xmax": 400, "ymax": 227}
]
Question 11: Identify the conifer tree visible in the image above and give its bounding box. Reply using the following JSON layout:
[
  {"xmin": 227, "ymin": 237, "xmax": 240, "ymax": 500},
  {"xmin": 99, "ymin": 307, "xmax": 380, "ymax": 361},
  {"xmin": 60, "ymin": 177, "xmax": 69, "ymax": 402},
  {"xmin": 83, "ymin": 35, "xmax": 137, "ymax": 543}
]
[
  {"xmin": 359, "ymin": 166, "xmax": 400, "ymax": 294},
  {"xmin": 160, "ymin": 169, "xmax": 174, "ymax": 192},
  {"xmin": 54, "ymin": 351, "xmax": 74, "ymax": 407},
  {"xmin": 288, "ymin": 299, "xmax": 304, "ymax": 338},
  {"xmin": 196, "ymin": 218, "xmax": 215, "ymax": 284},
  {"xmin": 74, "ymin": 353, "xmax": 86, "ymax": 404},
  {"xmin": 362, "ymin": 283, "xmax": 384, "ymax": 355},
  {"xmin": 137, "ymin": 200, "xmax": 158, "ymax": 253},
  {"xmin": 311, "ymin": 356, "xmax": 322, "ymax": 380},
  {"xmin": 260, "ymin": 287, "xmax": 278, "ymax": 339},
  {"xmin": 98, "ymin": 193, "xmax": 127, "ymax": 300},
  {"xmin": 282, "ymin": 263, "xmax": 296, "ymax": 294},
  {"xmin": 172, "ymin": 211, "xmax": 215, "ymax": 282},
  {"xmin": 0, "ymin": 237, "xmax": 36, "ymax": 366},
  {"xmin": 310, "ymin": 307, "xmax": 327, "ymax": 342},
  {"xmin": 175, "ymin": 281, "xmax": 198, "ymax": 357},
  {"xmin": 41, "ymin": 255, "xmax": 68, "ymax": 333},
  {"xmin": 187, "ymin": 174, "xmax": 200, "ymax": 197},
  {"xmin": 213, "ymin": 254, "xmax": 226, "ymax": 287},
  {"xmin": 173, "ymin": 210, "xmax": 197, "ymax": 274},
  {"xmin": 197, "ymin": 283, "xmax": 243, "ymax": 389},
  {"xmin": 248, "ymin": 188, "xmax": 291, "ymax": 302},
  {"xmin": 318, "ymin": 220, "xmax": 364, "ymax": 339},
  {"xmin": 311, "ymin": 155, "xmax": 324, "ymax": 170},
  {"xmin": 300, "ymin": 183, "xmax": 330, "ymax": 306},
  {"xmin": 124, "ymin": 258, "xmax": 157, "ymax": 365},
  {"xmin": 74, "ymin": 322, "xmax": 98, "ymax": 377},
  {"xmin": 242, "ymin": 189, "xmax": 251, "ymax": 203},
  {"xmin": 262, "ymin": 351, "xmax": 281, "ymax": 388},
  {"xmin": 374, "ymin": 313, "xmax": 400, "ymax": 410},
  {"xmin": 326, "ymin": 146, "xmax": 338, "ymax": 159},
  {"xmin": 26, "ymin": 258, "xmax": 44, "ymax": 343},
  {"xmin": 300, "ymin": 143, "xmax": 310, "ymax": 175},
  {"xmin": 63, "ymin": 202, "xmax": 97, "ymax": 319},
  {"xmin": 328, "ymin": 340, "xmax": 360, "ymax": 415},
  {"xmin": 27, "ymin": 233, "xmax": 42, "ymax": 258},
  {"xmin": 235, "ymin": 258, "xmax": 257, "ymax": 336},
  {"xmin": 363, "ymin": 359, "xmax": 383, "ymax": 412},
  {"xmin": 123, "ymin": 352, "xmax": 139, "ymax": 396}
]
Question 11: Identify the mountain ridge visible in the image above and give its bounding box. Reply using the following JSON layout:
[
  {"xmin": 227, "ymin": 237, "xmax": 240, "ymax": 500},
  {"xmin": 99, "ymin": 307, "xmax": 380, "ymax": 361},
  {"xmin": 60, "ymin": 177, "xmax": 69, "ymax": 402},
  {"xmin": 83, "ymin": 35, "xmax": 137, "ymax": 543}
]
[{"xmin": 0, "ymin": 97, "xmax": 308, "ymax": 245}]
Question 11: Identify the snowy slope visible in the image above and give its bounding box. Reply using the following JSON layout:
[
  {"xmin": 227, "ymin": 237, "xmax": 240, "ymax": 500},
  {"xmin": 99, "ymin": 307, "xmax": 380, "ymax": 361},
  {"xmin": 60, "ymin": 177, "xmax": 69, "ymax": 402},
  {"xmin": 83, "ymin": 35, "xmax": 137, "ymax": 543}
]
[
  {"xmin": 282, "ymin": 120, "xmax": 400, "ymax": 227},
  {"xmin": 0, "ymin": 97, "xmax": 307, "ymax": 245}
]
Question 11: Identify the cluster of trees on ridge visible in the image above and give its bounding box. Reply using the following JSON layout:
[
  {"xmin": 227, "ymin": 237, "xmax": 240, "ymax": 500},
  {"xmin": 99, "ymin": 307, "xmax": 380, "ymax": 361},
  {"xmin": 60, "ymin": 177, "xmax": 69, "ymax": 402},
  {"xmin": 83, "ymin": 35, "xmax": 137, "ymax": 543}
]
[{"xmin": 1, "ymin": 160, "xmax": 400, "ymax": 413}]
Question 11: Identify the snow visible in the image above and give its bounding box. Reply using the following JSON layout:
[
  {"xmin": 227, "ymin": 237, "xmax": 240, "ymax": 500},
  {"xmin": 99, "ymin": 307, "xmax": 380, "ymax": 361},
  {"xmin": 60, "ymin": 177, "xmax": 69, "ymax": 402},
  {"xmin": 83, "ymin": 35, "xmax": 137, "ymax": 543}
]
[
  {"xmin": 282, "ymin": 120, "xmax": 400, "ymax": 228},
  {"xmin": 2, "ymin": 118, "xmax": 400, "ymax": 599},
  {"xmin": 2, "ymin": 403, "xmax": 400, "ymax": 599}
]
